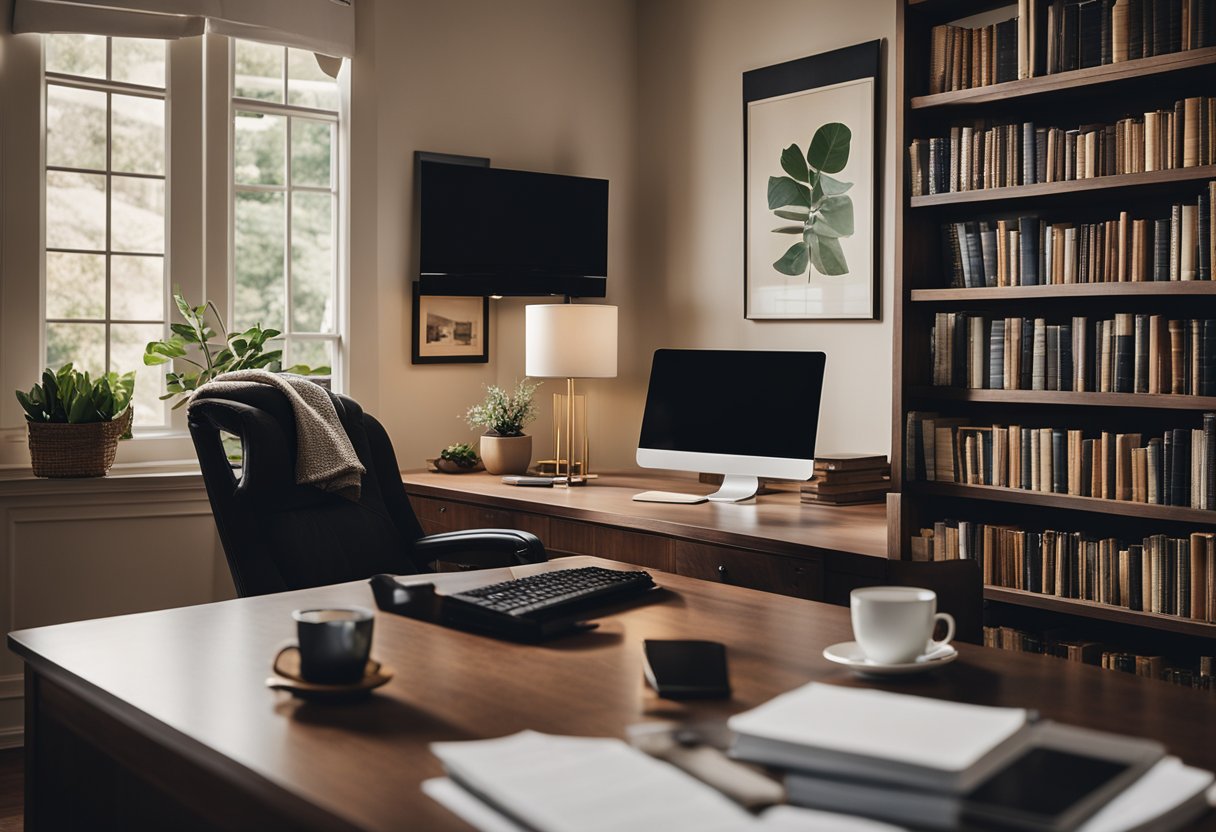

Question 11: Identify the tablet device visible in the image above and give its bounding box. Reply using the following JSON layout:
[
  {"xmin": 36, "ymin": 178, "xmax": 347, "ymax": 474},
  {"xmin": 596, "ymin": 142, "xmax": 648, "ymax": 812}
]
[{"xmin": 642, "ymin": 640, "xmax": 731, "ymax": 700}]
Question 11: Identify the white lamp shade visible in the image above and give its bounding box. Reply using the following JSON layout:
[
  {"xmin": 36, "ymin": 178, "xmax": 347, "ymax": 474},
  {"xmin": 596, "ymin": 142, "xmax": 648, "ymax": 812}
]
[{"xmin": 525, "ymin": 304, "xmax": 618, "ymax": 378}]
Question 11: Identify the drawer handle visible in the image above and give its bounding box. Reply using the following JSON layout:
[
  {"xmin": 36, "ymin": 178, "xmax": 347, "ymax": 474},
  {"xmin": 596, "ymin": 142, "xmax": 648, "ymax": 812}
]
[
  {"xmin": 438, "ymin": 506, "xmax": 447, "ymax": 513},
  {"xmin": 717, "ymin": 564, "xmax": 729, "ymax": 582}
]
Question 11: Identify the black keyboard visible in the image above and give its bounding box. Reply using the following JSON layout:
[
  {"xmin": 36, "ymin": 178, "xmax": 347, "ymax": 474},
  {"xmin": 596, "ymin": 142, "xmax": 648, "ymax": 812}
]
[{"xmin": 442, "ymin": 567, "xmax": 656, "ymax": 641}]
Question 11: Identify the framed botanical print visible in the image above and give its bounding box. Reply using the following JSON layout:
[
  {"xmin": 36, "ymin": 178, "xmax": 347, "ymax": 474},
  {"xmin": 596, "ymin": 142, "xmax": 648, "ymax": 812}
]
[
  {"xmin": 744, "ymin": 40, "xmax": 881, "ymax": 320},
  {"xmin": 411, "ymin": 284, "xmax": 489, "ymax": 364}
]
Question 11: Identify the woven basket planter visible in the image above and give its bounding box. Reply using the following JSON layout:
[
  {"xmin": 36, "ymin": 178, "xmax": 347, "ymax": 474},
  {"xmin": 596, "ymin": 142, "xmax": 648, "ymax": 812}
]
[{"xmin": 27, "ymin": 408, "xmax": 132, "ymax": 478}]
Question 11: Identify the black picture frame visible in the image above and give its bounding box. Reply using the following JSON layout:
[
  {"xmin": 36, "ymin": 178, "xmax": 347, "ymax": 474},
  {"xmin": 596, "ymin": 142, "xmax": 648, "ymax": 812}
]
[
  {"xmin": 411, "ymin": 282, "xmax": 490, "ymax": 364},
  {"xmin": 743, "ymin": 40, "xmax": 883, "ymax": 321}
]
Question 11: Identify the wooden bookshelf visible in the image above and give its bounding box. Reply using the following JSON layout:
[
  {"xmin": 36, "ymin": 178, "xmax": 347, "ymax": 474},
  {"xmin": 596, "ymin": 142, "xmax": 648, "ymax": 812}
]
[
  {"xmin": 907, "ymin": 481, "xmax": 1216, "ymax": 524},
  {"xmin": 984, "ymin": 586, "xmax": 1216, "ymax": 639},
  {"xmin": 895, "ymin": 1, "xmax": 1216, "ymax": 667},
  {"xmin": 910, "ymin": 165, "xmax": 1216, "ymax": 208},
  {"xmin": 911, "ymin": 282, "xmax": 1216, "ymax": 302},
  {"xmin": 906, "ymin": 387, "xmax": 1216, "ymax": 410}
]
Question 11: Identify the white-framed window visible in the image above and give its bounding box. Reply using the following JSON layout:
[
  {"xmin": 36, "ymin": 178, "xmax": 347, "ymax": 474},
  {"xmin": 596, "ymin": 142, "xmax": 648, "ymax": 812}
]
[
  {"xmin": 42, "ymin": 34, "xmax": 170, "ymax": 429},
  {"xmin": 231, "ymin": 40, "xmax": 342, "ymax": 381}
]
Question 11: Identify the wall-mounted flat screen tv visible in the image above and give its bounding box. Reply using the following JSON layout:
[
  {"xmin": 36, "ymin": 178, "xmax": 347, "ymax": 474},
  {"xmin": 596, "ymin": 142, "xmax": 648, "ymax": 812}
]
[{"xmin": 419, "ymin": 161, "xmax": 608, "ymax": 297}]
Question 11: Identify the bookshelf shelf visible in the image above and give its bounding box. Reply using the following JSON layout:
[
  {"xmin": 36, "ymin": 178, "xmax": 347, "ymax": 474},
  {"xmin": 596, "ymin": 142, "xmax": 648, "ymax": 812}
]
[
  {"xmin": 911, "ymin": 283, "xmax": 1216, "ymax": 302},
  {"xmin": 910, "ymin": 166, "xmax": 1216, "ymax": 209},
  {"xmin": 907, "ymin": 0, "xmax": 1030, "ymax": 26},
  {"xmin": 906, "ymin": 387, "xmax": 1216, "ymax": 411},
  {"xmin": 906, "ymin": 481, "xmax": 1216, "ymax": 524},
  {"xmin": 984, "ymin": 586, "xmax": 1216, "ymax": 639},
  {"xmin": 911, "ymin": 47, "xmax": 1216, "ymax": 110}
]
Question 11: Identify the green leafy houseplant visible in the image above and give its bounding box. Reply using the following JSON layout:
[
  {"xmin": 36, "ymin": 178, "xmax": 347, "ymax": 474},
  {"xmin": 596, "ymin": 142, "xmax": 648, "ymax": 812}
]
[
  {"xmin": 439, "ymin": 442, "xmax": 480, "ymax": 468},
  {"xmin": 16, "ymin": 364, "xmax": 135, "ymax": 427},
  {"xmin": 144, "ymin": 293, "xmax": 330, "ymax": 408},
  {"xmin": 16, "ymin": 363, "xmax": 136, "ymax": 477},
  {"xmin": 465, "ymin": 380, "xmax": 541, "ymax": 437},
  {"xmin": 767, "ymin": 122, "xmax": 856, "ymax": 278}
]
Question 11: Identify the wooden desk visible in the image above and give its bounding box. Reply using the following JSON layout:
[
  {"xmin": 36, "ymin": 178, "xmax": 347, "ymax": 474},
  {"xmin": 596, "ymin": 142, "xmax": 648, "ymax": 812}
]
[
  {"xmin": 9, "ymin": 557, "xmax": 1215, "ymax": 831},
  {"xmin": 403, "ymin": 470, "xmax": 889, "ymax": 604}
]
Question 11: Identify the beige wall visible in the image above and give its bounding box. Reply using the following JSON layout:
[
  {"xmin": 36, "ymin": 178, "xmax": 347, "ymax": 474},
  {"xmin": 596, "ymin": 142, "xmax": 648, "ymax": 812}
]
[
  {"xmin": 348, "ymin": 0, "xmax": 643, "ymax": 471},
  {"xmin": 351, "ymin": 0, "xmax": 896, "ymax": 471},
  {"xmin": 633, "ymin": 0, "xmax": 897, "ymax": 460}
]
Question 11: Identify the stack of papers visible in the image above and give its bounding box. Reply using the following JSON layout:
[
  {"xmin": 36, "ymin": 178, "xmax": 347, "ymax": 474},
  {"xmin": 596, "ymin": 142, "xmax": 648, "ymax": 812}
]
[
  {"xmin": 426, "ymin": 730, "xmax": 904, "ymax": 832},
  {"xmin": 726, "ymin": 682, "xmax": 1212, "ymax": 832}
]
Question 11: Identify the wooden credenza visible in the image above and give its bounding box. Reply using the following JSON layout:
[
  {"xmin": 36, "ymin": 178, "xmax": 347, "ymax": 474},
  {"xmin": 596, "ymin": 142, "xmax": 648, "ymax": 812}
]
[{"xmin": 402, "ymin": 471, "xmax": 889, "ymax": 605}]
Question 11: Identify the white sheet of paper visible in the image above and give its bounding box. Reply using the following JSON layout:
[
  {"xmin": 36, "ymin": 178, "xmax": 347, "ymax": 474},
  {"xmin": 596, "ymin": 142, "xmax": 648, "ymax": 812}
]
[
  {"xmin": 431, "ymin": 731, "xmax": 759, "ymax": 832},
  {"xmin": 423, "ymin": 776, "xmax": 911, "ymax": 832},
  {"xmin": 1076, "ymin": 756, "xmax": 1215, "ymax": 832},
  {"xmin": 728, "ymin": 682, "xmax": 1029, "ymax": 773}
]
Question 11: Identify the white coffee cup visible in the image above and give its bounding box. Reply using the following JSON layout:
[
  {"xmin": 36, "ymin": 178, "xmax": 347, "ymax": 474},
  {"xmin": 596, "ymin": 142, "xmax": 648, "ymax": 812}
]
[{"xmin": 850, "ymin": 586, "xmax": 955, "ymax": 665}]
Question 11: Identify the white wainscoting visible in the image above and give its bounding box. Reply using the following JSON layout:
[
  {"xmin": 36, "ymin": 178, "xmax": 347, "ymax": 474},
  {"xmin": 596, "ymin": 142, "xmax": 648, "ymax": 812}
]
[{"xmin": 0, "ymin": 471, "xmax": 232, "ymax": 748}]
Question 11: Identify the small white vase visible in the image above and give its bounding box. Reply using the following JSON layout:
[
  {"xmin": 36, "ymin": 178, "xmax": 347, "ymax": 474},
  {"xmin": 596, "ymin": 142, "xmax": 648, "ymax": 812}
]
[{"xmin": 479, "ymin": 434, "xmax": 532, "ymax": 475}]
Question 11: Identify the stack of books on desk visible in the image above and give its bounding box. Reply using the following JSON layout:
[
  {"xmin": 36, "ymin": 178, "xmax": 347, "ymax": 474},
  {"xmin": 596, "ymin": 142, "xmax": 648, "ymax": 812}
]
[
  {"xmin": 801, "ymin": 454, "xmax": 891, "ymax": 505},
  {"xmin": 727, "ymin": 682, "xmax": 1215, "ymax": 832}
]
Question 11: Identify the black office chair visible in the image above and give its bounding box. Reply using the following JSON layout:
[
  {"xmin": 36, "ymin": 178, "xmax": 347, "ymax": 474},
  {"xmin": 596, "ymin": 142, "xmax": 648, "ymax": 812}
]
[
  {"xmin": 188, "ymin": 384, "xmax": 546, "ymax": 597},
  {"xmin": 885, "ymin": 559, "xmax": 984, "ymax": 645}
]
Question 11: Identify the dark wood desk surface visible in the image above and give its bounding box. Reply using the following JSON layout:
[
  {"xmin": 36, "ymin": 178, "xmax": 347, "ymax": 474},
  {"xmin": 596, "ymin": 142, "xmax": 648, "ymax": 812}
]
[
  {"xmin": 401, "ymin": 470, "xmax": 889, "ymax": 561},
  {"xmin": 10, "ymin": 557, "xmax": 1216, "ymax": 831}
]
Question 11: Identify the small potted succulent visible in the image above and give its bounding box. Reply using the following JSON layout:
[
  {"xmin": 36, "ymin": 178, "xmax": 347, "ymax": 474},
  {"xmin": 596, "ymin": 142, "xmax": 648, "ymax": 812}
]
[
  {"xmin": 436, "ymin": 442, "xmax": 483, "ymax": 474},
  {"xmin": 465, "ymin": 379, "xmax": 540, "ymax": 475},
  {"xmin": 15, "ymin": 364, "xmax": 135, "ymax": 477}
]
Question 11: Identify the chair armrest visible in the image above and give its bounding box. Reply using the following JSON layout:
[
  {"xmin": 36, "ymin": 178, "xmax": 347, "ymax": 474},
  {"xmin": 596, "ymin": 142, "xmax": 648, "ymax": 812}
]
[{"xmin": 413, "ymin": 529, "xmax": 548, "ymax": 569}]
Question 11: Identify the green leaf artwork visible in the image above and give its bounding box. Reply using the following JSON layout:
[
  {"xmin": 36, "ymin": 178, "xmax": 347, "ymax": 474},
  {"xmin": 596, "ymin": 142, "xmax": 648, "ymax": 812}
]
[{"xmin": 767, "ymin": 122, "xmax": 855, "ymax": 278}]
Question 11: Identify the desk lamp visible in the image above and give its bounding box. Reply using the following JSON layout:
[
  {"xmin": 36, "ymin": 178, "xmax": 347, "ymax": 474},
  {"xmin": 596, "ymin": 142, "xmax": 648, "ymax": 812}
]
[{"xmin": 525, "ymin": 303, "xmax": 618, "ymax": 486}]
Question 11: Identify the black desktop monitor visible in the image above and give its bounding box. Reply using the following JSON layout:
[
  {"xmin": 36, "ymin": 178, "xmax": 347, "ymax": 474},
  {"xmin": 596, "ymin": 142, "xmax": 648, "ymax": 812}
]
[{"xmin": 636, "ymin": 349, "xmax": 826, "ymax": 502}]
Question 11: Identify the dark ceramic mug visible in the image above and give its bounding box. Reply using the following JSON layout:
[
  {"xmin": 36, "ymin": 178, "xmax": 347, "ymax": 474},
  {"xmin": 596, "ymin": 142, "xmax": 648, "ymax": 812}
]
[{"xmin": 290, "ymin": 607, "xmax": 374, "ymax": 684}]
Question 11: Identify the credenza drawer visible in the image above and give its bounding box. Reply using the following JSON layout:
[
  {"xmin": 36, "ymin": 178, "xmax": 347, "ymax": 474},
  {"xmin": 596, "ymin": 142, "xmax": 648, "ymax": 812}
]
[
  {"xmin": 408, "ymin": 496, "xmax": 548, "ymax": 540},
  {"xmin": 410, "ymin": 496, "xmax": 458, "ymax": 534},
  {"xmin": 674, "ymin": 541, "xmax": 823, "ymax": 601},
  {"xmin": 548, "ymin": 519, "xmax": 673, "ymax": 571}
]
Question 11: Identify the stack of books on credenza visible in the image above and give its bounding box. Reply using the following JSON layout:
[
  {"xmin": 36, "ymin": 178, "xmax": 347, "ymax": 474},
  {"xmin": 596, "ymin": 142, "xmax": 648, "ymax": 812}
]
[
  {"xmin": 728, "ymin": 683, "xmax": 1215, "ymax": 832},
  {"xmin": 801, "ymin": 454, "xmax": 891, "ymax": 505}
]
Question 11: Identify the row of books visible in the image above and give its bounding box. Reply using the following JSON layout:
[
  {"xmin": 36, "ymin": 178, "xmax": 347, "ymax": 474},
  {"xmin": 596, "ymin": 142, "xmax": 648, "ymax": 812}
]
[
  {"xmin": 908, "ymin": 96, "xmax": 1216, "ymax": 196},
  {"xmin": 928, "ymin": 17, "xmax": 1020, "ymax": 94},
  {"xmin": 1046, "ymin": 0, "xmax": 1214, "ymax": 74},
  {"xmin": 928, "ymin": 0, "xmax": 1214, "ymax": 95},
  {"xmin": 984, "ymin": 625, "xmax": 1215, "ymax": 690},
  {"xmin": 929, "ymin": 312, "xmax": 1216, "ymax": 395},
  {"xmin": 943, "ymin": 185, "xmax": 1216, "ymax": 287},
  {"xmin": 905, "ymin": 412, "xmax": 1216, "ymax": 509},
  {"xmin": 924, "ymin": 518, "xmax": 1216, "ymax": 621}
]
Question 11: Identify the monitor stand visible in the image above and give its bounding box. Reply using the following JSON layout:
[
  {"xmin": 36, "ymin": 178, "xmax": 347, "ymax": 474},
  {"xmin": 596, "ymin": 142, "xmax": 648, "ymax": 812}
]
[{"xmin": 707, "ymin": 475, "xmax": 759, "ymax": 503}]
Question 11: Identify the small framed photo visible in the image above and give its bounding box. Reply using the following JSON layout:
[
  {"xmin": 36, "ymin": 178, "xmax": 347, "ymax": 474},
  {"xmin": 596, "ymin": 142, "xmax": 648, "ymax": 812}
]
[{"xmin": 411, "ymin": 285, "xmax": 489, "ymax": 364}]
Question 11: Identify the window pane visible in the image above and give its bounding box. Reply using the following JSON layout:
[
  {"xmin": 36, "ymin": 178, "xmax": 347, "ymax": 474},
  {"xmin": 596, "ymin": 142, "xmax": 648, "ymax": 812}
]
[
  {"xmin": 288, "ymin": 339, "xmax": 334, "ymax": 372},
  {"xmin": 234, "ymin": 41, "xmax": 283, "ymax": 103},
  {"xmin": 46, "ymin": 171, "xmax": 106, "ymax": 250},
  {"xmin": 111, "ymin": 38, "xmax": 165, "ymax": 87},
  {"xmin": 111, "ymin": 323, "xmax": 165, "ymax": 427},
  {"xmin": 45, "ymin": 34, "xmax": 106, "ymax": 79},
  {"xmin": 46, "ymin": 322, "xmax": 106, "ymax": 376},
  {"xmin": 287, "ymin": 49, "xmax": 338, "ymax": 110},
  {"xmin": 46, "ymin": 84, "xmax": 106, "ymax": 170},
  {"xmin": 111, "ymin": 255, "xmax": 163, "ymax": 320},
  {"xmin": 111, "ymin": 94, "xmax": 165, "ymax": 175},
  {"xmin": 46, "ymin": 252, "xmax": 105, "ymax": 319},
  {"xmin": 291, "ymin": 193, "xmax": 334, "ymax": 332},
  {"xmin": 291, "ymin": 118, "xmax": 332, "ymax": 187},
  {"xmin": 234, "ymin": 192, "xmax": 285, "ymax": 332},
  {"xmin": 111, "ymin": 175, "xmax": 165, "ymax": 253},
  {"xmin": 234, "ymin": 111, "xmax": 285, "ymax": 185}
]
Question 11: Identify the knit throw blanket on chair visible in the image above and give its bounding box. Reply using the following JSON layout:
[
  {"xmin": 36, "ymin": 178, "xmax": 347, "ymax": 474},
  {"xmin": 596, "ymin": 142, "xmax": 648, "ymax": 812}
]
[{"xmin": 190, "ymin": 370, "xmax": 365, "ymax": 501}]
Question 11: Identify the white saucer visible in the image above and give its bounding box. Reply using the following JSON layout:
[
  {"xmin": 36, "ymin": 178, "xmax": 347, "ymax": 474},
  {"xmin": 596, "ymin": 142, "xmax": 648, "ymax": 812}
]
[{"xmin": 822, "ymin": 641, "xmax": 958, "ymax": 676}]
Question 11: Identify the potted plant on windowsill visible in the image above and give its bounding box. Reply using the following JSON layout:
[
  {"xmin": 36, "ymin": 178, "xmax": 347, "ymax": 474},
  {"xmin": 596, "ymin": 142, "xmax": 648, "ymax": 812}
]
[
  {"xmin": 15, "ymin": 364, "xmax": 135, "ymax": 478},
  {"xmin": 465, "ymin": 380, "xmax": 540, "ymax": 475}
]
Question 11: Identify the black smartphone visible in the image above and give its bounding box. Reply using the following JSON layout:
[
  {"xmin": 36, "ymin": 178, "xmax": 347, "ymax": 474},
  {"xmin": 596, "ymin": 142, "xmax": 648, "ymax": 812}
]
[{"xmin": 642, "ymin": 640, "xmax": 731, "ymax": 700}]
